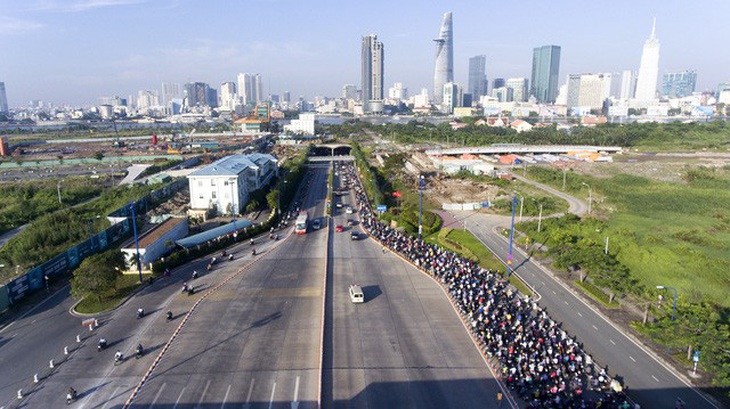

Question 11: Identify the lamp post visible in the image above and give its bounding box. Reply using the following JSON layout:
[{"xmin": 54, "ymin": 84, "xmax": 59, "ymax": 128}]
[
  {"xmin": 582, "ymin": 182, "xmax": 592, "ymax": 214},
  {"xmin": 537, "ymin": 204, "xmax": 543, "ymax": 233},
  {"xmin": 418, "ymin": 174, "xmax": 425, "ymax": 241},
  {"xmin": 506, "ymin": 193, "xmax": 517, "ymax": 278},
  {"xmin": 230, "ymin": 178, "xmax": 238, "ymax": 240},
  {"xmin": 656, "ymin": 285, "xmax": 678, "ymax": 320},
  {"xmin": 129, "ymin": 202, "xmax": 143, "ymax": 283},
  {"xmin": 518, "ymin": 193, "xmax": 525, "ymax": 222}
]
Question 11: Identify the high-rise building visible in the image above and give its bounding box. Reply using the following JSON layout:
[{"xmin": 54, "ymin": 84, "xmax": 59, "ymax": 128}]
[
  {"xmin": 530, "ymin": 45, "xmax": 561, "ymax": 103},
  {"xmin": 361, "ymin": 34, "xmax": 384, "ymax": 112},
  {"xmin": 161, "ymin": 82, "xmax": 182, "ymax": 105},
  {"xmin": 506, "ymin": 78, "xmax": 529, "ymax": 102},
  {"xmin": 283, "ymin": 91, "xmax": 291, "ymax": 104},
  {"xmin": 468, "ymin": 55, "xmax": 488, "ymax": 99},
  {"xmin": 206, "ymin": 87, "xmax": 218, "ymax": 108},
  {"xmin": 619, "ymin": 70, "xmax": 636, "ymax": 100},
  {"xmin": 388, "ymin": 82, "xmax": 408, "ymax": 101},
  {"xmin": 433, "ymin": 12, "xmax": 454, "ymax": 107},
  {"xmin": 342, "ymin": 84, "xmax": 358, "ymax": 100},
  {"xmin": 220, "ymin": 82, "xmax": 237, "ymax": 111},
  {"xmin": 662, "ymin": 70, "xmax": 697, "ymax": 98},
  {"xmin": 492, "ymin": 87, "xmax": 513, "ymax": 103},
  {"xmin": 0, "ymin": 82, "xmax": 7, "ymax": 113},
  {"xmin": 237, "ymin": 73, "xmax": 262, "ymax": 105},
  {"xmin": 136, "ymin": 90, "xmax": 159, "ymax": 110},
  {"xmin": 634, "ymin": 19, "xmax": 661, "ymax": 105},
  {"xmin": 492, "ymin": 78, "xmax": 505, "ymax": 90},
  {"xmin": 442, "ymin": 82, "xmax": 462, "ymax": 114},
  {"xmin": 717, "ymin": 83, "xmax": 730, "ymax": 104},
  {"xmin": 567, "ymin": 73, "xmax": 612, "ymax": 112},
  {"xmin": 184, "ymin": 82, "xmax": 209, "ymax": 107}
]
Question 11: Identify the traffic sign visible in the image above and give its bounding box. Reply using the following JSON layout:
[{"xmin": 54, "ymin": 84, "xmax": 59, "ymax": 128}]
[{"xmin": 377, "ymin": 204, "xmax": 387, "ymax": 213}]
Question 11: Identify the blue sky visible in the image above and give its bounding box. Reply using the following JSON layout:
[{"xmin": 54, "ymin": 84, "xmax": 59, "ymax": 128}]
[{"xmin": 1, "ymin": 0, "xmax": 728, "ymax": 106}]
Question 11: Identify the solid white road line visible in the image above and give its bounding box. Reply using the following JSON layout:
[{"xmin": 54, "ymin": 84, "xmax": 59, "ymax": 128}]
[
  {"xmin": 197, "ymin": 380, "xmax": 211, "ymax": 407},
  {"xmin": 269, "ymin": 382, "xmax": 277, "ymax": 409},
  {"xmin": 245, "ymin": 379, "xmax": 255, "ymax": 404},
  {"xmin": 100, "ymin": 386, "xmax": 122, "ymax": 409},
  {"xmin": 173, "ymin": 387, "xmax": 186, "ymax": 409},
  {"xmin": 149, "ymin": 382, "xmax": 166, "ymax": 408},
  {"xmin": 221, "ymin": 384, "xmax": 231, "ymax": 408}
]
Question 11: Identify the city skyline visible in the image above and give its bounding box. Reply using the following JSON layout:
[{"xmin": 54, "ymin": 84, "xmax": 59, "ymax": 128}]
[{"xmin": 1, "ymin": 0, "xmax": 728, "ymax": 106}]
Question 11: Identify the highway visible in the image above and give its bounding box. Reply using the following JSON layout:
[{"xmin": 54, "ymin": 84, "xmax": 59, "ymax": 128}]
[
  {"xmin": 321, "ymin": 163, "xmax": 507, "ymax": 408},
  {"xmin": 456, "ymin": 209, "xmax": 718, "ymax": 408}
]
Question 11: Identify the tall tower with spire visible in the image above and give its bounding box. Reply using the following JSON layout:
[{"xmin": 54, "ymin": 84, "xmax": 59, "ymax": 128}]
[
  {"xmin": 433, "ymin": 12, "xmax": 453, "ymax": 108},
  {"xmin": 634, "ymin": 18, "xmax": 660, "ymax": 105}
]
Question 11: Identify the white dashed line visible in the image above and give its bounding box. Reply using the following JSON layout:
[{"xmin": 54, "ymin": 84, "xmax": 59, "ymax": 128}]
[
  {"xmin": 149, "ymin": 382, "xmax": 166, "ymax": 407},
  {"xmin": 592, "ymin": 325, "xmax": 598, "ymax": 330},
  {"xmin": 221, "ymin": 384, "xmax": 231, "ymax": 408},
  {"xmin": 609, "ymin": 339, "xmax": 616, "ymax": 345},
  {"xmin": 577, "ymin": 312, "xmax": 583, "ymax": 317},
  {"xmin": 564, "ymin": 301, "xmax": 569, "ymax": 305},
  {"xmin": 197, "ymin": 380, "xmax": 211, "ymax": 407},
  {"xmin": 173, "ymin": 387, "xmax": 186, "ymax": 409},
  {"xmin": 652, "ymin": 375, "xmax": 660, "ymax": 383},
  {"xmin": 269, "ymin": 382, "xmax": 277, "ymax": 409},
  {"xmin": 552, "ymin": 290, "xmax": 557, "ymax": 295},
  {"xmin": 629, "ymin": 356, "xmax": 636, "ymax": 363},
  {"xmin": 246, "ymin": 379, "xmax": 255, "ymax": 404}
]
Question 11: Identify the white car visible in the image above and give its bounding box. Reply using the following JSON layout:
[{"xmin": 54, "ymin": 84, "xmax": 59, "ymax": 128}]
[{"xmin": 345, "ymin": 206, "xmax": 353, "ymax": 214}]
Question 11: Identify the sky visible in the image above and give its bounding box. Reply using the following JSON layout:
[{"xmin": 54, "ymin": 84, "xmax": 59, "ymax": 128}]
[{"xmin": 1, "ymin": 0, "xmax": 729, "ymax": 107}]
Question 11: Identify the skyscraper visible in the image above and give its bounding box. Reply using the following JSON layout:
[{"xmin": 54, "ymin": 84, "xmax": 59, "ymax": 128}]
[
  {"xmin": 619, "ymin": 70, "xmax": 636, "ymax": 100},
  {"xmin": 161, "ymin": 82, "xmax": 182, "ymax": 106},
  {"xmin": 0, "ymin": 82, "xmax": 7, "ymax": 113},
  {"xmin": 634, "ymin": 19, "xmax": 660, "ymax": 105},
  {"xmin": 662, "ymin": 70, "xmax": 697, "ymax": 98},
  {"xmin": 237, "ymin": 73, "xmax": 262, "ymax": 105},
  {"xmin": 492, "ymin": 78, "xmax": 505, "ymax": 90},
  {"xmin": 530, "ymin": 45, "xmax": 561, "ymax": 103},
  {"xmin": 566, "ymin": 73, "xmax": 612, "ymax": 112},
  {"xmin": 220, "ymin": 82, "xmax": 237, "ymax": 111},
  {"xmin": 184, "ymin": 82, "xmax": 209, "ymax": 107},
  {"xmin": 506, "ymin": 78, "xmax": 529, "ymax": 102},
  {"xmin": 361, "ymin": 34, "xmax": 384, "ymax": 112},
  {"xmin": 468, "ymin": 55, "xmax": 488, "ymax": 99},
  {"xmin": 442, "ymin": 82, "xmax": 462, "ymax": 114},
  {"xmin": 433, "ymin": 12, "xmax": 453, "ymax": 107}
]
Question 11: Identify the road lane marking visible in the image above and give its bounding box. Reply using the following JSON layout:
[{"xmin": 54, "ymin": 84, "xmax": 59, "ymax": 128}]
[
  {"xmin": 652, "ymin": 375, "xmax": 660, "ymax": 382},
  {"xmin": 269, "ymin": 382, "xmax": 277, "ymax": 409},
  {"xmin": 609, "ymin": 339, "xmax": 616, "ymax": 345},
  {"xmin": 577, "ymin": 312, "xmax": 582, "ymax": 317},
  {"xmin": 592, "ymin": 325, "xmax": 598, "ymax": 330},
  {"xmin": 149, "ymin": 383, "xmax": 166, "ymax": 408},
  {"xmin": 221, "ymin": 384, "xmax": 231, "ymax": 408},
  {"xmin": 552, "ymin": 290, "xmax": 557, "ymax": 295},
  {"xmin": 197, "ymin": 380, "xmax": 211, "ymax": 407},
  {"xmin": 293, "ymin": 376, "xmax": 300, "ymax": 401},
  {"xmin": 245, "ymin": 379, "xmax": 255, "ymax": 403},
  {"xmin": 629, "ymin": 356, "xmax": 636, "ymax": 363},
  {"xmin": 173, "ymin": 387, "xmax": 186, "ymax": 409},
  {"xmin": 564, "ymin": 301, "xmax": 569, "ymax": 305},
  {"xmin": 101, "ymin": 386, "xmax": 122, "ymax": 409}
]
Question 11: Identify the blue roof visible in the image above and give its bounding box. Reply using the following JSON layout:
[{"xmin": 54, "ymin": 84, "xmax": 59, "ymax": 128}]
[
  {"xmin": 175, "ymin": 220, "xmax": 253, "ymax": 248},
  {"xmin": 188, "ymin": 154, "xmax": 258, "ymax": 177}
]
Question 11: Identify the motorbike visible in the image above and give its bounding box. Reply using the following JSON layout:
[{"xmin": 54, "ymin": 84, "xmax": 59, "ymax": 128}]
[
  {"xmin": 97, "ymin": 339, "xmax": 107, "ymax": 352},
  {"xmin": 166, "ymin": 311, "xmax": 173, "ymax": 321},
  {"xmin": 66, "ymin": 388, "xmax": 77, "ymax": 405},
  {"xmin": 221, "ymin": 250, "xmax": 227, "ymax": 257},
  {"xmin": 182, "ymin": 282, "xmax": 188, "ymax": 293},
  {"xmin": 250, "ymin": 238, "xmax": 255, "ymax": 246},
  {"xmin": 135, "ymin": 345, "xmax": 143, "ymax": 359},
  {"xmin": 228, "ymin": 254, "xmax": 234, "ymax": 261},
  {"xmin": 136, "ymin": 308, "xmax": 144, "ymax": 319},
  {"xmin": 252, "ymin": 248, "xmax": 256, "ymax": 256},
  {"xmin": 114, "ymin": 352, "xmax": 123, "ymax": 364},
  {"xmin": 187, "ymin": 286, "xmax": 195, "ymax": 295}
]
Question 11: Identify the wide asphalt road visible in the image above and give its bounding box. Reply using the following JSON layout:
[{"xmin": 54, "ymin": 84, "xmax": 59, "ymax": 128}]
[
  {"xmin": 457, "ymin": 210, "xmax": 718, "ymax": 409},
  {"xmin": 321, "ymin": 162, "xmax": 508, "ymax": 409}
]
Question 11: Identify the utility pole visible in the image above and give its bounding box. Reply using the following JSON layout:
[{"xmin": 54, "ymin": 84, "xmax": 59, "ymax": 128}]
[
  {"xmin": 605, "ymin": 236, "xmax": 609, "ymax": 255},
  {"xmin": 418, "ymin": 175, "xmax": 425, "ymax": 241},
  {"xmin": 57, "ymin": 182, "xmax": 62, "ymax": 204},
  {"xmin": 537, "ymin": 204, "xmax": 543, "ymax": 233}
]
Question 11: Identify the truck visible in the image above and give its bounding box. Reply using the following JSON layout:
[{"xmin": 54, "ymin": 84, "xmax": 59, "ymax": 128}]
[{"xmin": 295, "ymin": 211, "xmax": 308, "ymax": 235}]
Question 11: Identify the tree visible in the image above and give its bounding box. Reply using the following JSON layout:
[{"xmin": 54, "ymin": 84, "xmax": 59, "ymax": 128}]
[
  {"xmin": 70, "ymin": 250, "xmax": 125, "ymax": 303},
  {"xmin": 94, "ymin": 151, "xmax": 105, "ymax": 161}
]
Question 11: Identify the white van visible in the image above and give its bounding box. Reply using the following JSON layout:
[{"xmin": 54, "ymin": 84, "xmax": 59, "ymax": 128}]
[{"xmin": 349, "ymin": 284, "xmax": 364, "ymax": 303}]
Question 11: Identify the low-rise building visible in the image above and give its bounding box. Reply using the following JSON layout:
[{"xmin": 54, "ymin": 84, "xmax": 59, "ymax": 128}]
[
  {"xmin": 122, "ymin": 216, "xmax": 188, "ymax": 272},
  {"xmin": 187, "ymin": 153, "xmax": 278, "ymax": 219}
]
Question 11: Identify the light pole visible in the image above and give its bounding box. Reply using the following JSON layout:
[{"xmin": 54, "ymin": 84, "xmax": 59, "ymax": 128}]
[
  {"xmin": 57, "ymin": 182, "xmax": 62, "ymax": 204},
  {"xmin": 537, "ymin": 204, "xmax": 543, "ymax": 233},
  {"xmin": 229, "ymin": 178, "xmax": 238, "ymax": 240},
  {"xmin": 518, "ymin": 194, "xmax": 525, "ymax": 222},
  {"xmin": 582, "ymin": 182, "xmax": 592, "ymax": 214},
  {"xmin": 506, "ymin": 193, "xmax": 517, "ymax": 278},
  {"xmin": 418, "ymin": 174, "xmax": 425, "ymax": 241},
  {"xmin": 129, "ymin": 202, "xmax": 143, "ymax": 283},
  {"xmin": 656, "ymin": 285, "xmax": 678, "ymax": 320}
]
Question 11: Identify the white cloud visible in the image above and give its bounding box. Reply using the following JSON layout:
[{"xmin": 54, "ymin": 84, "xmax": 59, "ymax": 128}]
[
  {"xmin": 29, "ymin": 0, "xmax": 147, "ymax": 12},
  {"xmin": 0, "ymin": 17, "xmax": 43, "ymax": 34}
]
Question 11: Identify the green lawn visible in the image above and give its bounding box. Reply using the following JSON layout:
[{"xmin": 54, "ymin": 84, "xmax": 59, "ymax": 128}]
[{"xmin": 74, "ymin": 273, "xmax": 150, "ymax": 314}]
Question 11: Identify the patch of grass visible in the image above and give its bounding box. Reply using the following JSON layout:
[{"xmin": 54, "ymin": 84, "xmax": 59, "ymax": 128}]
[
  {"xmin": 74, "ymin": 274, "xmax": 150, "ymax": 314},
  {"xmin": 574, "ymin": 280, "xmax": 620, "ymax": 308}
]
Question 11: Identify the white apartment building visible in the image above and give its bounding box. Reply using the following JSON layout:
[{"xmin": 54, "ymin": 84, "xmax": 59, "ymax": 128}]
[
  {"xmin": 388, "ymin": 82, "xmax": 408, "ymax": 101},
  {"xmin": 283, "ymin": 112, "xmax": 316, "ymax": 135},
  {"xmin": 567, "ymin": 73, "xmax": 612, "ymax": 113},
  {"xmin": 506, "ymin": 78, "xmax": 529, "ymax": 102},
  {"xmin": 187, "ymin": 153, "xmax": 278, "ymax": 218}
]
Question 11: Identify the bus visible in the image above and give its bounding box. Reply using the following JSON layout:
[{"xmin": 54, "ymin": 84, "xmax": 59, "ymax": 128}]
[{"xmin": 295, "ymin": 211, "xmax": 308, "ymax": 234}]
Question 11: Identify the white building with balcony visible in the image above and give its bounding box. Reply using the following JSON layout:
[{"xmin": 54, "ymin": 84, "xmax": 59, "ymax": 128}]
[{"xmin": 187, "ymin": 153, "xmax": 278, "ymax": 219}]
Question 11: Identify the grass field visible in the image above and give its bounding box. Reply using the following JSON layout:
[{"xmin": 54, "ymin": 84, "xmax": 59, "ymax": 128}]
[
  {"xmin": 527, "ymin": 166, "xmax": 730, "ymax": 309},
  {"xmin": 74, "ymin": 273, "xmax": 150, "ymax": 314}
]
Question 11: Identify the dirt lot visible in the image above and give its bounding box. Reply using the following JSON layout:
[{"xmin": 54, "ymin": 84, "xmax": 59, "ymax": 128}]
[{"xmin": 572, "ymin": 152, "xmax": 730, "ymax": 183}]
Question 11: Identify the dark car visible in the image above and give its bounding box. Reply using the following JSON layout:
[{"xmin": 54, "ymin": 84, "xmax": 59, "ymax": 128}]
[{"xmin": 350, "ymin": 231, "xmax": 359, "ymax": 240}]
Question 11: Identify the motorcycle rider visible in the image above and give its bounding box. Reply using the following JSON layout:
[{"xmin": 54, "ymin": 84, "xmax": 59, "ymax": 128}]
[
  {"xmin": 114, "ymin": 350, "xmax": 123, "ymax": 363},
  {"xmin": 98, "ymin": 337, "xmax": 107, "ymax": 351},
  {"xmin": 166, "ymin": 311, "xmax": 173, "ymax": 320},
  {"xmin": 135, "ymin": 344, "xmax": 143, "ymax": 357},
  {"xmin": 137, "ymin": 307, "xmax": 144, "ymax": 318},
  {"xmin": 66, "ymin": 387, "xmax": 77, "ymax": 403}
]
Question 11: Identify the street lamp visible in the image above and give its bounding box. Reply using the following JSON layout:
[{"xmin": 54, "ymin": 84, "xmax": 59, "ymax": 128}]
[
  {"xmin": 129, "ymin": 202, "xmax": 143, "ymax": 283},
  {"xmin": 229, "ymin": 178, "xmax": 238, "ymax": 241},
  {"xmin": 517, "ymin": 193, "xmax": 525, "ymax": 222},
  {"xmin": 656, "ymin": 285, "xmax": 678, "ymax": 320},
  {"xmin": 418, "ymin": 174, "xmax": 425, "ymax": 241},
  {"xmin": 506, "ymin": 193, "xmax": 517, "ymax": 278},
  {"xmin": 582, "ymin": 182, "xmax": 593, "ymax": 214}
]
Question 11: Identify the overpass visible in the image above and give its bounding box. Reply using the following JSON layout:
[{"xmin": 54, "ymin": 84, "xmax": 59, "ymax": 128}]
[
  {"xmin": 308, "ymin": 155, "xmax": 354, "ymax": 163},
  {"xmin": 425, "ymin": 144, "xmax": 622, "ymax": 157},
  {"xmin": 312, "ymin": 143, "xmax": 352, "ymax": 156}
]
